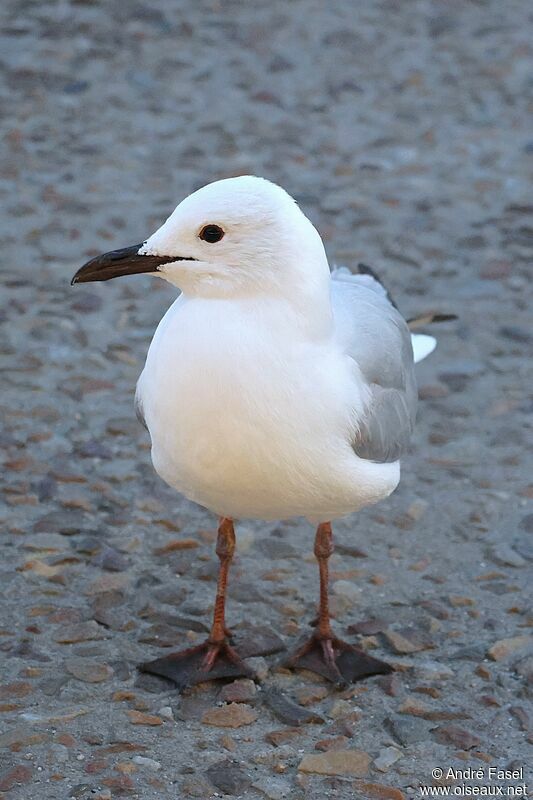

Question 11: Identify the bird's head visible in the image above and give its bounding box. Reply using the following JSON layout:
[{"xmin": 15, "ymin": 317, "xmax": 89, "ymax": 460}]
[{"xmin": 72, "ymin": 176, "xmax": 329, "ymax": 300}]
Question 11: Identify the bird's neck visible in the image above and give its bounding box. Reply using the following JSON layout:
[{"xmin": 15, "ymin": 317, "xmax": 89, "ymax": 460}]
[{"xmin": 179, "ymin": 280, "xmax": 333, "ymax": 343}]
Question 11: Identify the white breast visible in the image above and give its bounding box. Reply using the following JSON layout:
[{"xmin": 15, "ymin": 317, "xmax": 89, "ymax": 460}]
[{"xmin": 138, "ymin": 296, "xmax": 399, "ymax": 521}]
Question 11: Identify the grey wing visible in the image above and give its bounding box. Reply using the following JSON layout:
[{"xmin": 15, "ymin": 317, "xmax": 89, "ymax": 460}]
[{"xmin": 331, "ymin": 271, "xmax": 417, "ymax": 463}]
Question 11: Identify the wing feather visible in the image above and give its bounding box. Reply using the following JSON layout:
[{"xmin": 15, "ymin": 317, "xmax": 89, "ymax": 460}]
[{"xmin": 331, "ymin": 270, "xmax": 417, "ymax": 463}]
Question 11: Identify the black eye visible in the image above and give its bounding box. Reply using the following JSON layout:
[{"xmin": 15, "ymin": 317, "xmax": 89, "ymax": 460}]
[{"xmin": 199, "ymin": 224, "xmax": 224, "ymax": 243}]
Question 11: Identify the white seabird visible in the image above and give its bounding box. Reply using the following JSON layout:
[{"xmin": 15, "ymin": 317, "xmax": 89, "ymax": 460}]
[{"xmin": 72, "ymin": 175, "xmax": 451, "ymax": 689}]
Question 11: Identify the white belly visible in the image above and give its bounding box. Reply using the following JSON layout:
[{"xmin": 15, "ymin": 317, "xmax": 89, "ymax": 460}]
[{"xmin": 138, "ymin": 296, "xmax": 399, "ymax": 521}]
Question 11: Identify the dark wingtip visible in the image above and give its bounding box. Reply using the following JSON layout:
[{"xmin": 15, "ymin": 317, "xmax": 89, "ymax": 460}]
[
  {"xmin": 431, "ymin": 313, "xmax": 458, "ymax": 323},
  {"xmin": 407, "ymin": 311, "xmax": 458, "ymax": 330}
]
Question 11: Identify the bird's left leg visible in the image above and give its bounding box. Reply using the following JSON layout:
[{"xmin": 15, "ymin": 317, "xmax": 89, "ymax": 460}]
[
  {"xmin": 139, "ymin": 517, "xmax": 253, "ymax": 690},
  {"xmin": 283, "ymin": 521, "xmax": 392, "ymax": 686}
]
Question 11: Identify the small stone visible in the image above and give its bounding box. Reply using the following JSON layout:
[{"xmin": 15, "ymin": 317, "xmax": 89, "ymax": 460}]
[
  {"xmin": 257, "ymin": 538, "xmax": 297, "ymax": 559},
  {"xmin": 0, "ymin": 765, "xmax": 32, "ymax": 791},
  {"xmin": 347, "ymin": 618, "xmax": 388, "ymax": 635},
  {"xmin": 85, "ymin": 758, "xmax": 108, "ymax": 774},
  {"xmin": 382, "ymin": 629, "xmax": 430, "ymax": 654},
  {"xmin": 414, "ymin": 685, "xmax": 441, "ymax": 699},
  {"xmin": 334, "ymin": 542, "xmax": 368, "ymax": 558},
  {"xmin": 324, "ymin": 711, "xmax": 361, "ymax": 737},
  {"xmin": 219, "ymin": 679, "xmax": 257, "ymax": 703},
  {"xmin": 202, "ymin": 703, "xmax": 258, "ymax": 728},
  {"xmin": 86, "ymin": 573, "xmax": 129, "ymax": 594},
  {"xmin": 33, "ymin": 510, "xmax": 82, "ymax": 535},
  {"xmin": 99, "ymin": 742, "xmax": 146, "ymax": 755},
  {"xmin": 433, "ymin": 724, "xmax": 481, "ymax": 750},
  {"xmin": 491, "ymin": 544, "xmax": 526, "ymax": 568},
  {"xmin": 298, "ymin": 749, "xmax": 370, "ymax": 776},
  {"xmin": 515, "ymin": 656, "xmax": 533, "ymax": 682},
  {"xmin": 245, "ymin": 656, "xmax": 269, "ymax": 681},
  {"xmin": 295, "ymin": 686, "xmax": 329, "ymax": 706},
  {"xmin": 385, "ymin": 715, "xmax": 435, "ymax": 746},
  {"xmin": 21, "ymin": 559, "xmax": 64, "ymax": 579},
  {"xmin": 509, "ymin": 706, "xmax": 530, "ymax": 731},
  {"xmin": 55, "ymin": 621, "xmax": 105, "ymax": 643},
  {"xmin": 102, "ymin": 775, "xmax": 135, "ymax": 792},
  {"xmin": 40, "ymin": 707, "xmax": 89, "ymax": 724},
  {"xmin": 65, "ymin": 659, "xmax": 113, "ymax": 683},
  {"xmin": 69, "ymin": 785, "xmax": 94, "ymax": 799},
  {"xmin": 406, "ymin": 499, "xmax": 429, "ymax": 521},
  {"xmin": 23, "ymin": 533, "xmax": 66, "ymax": 552},
  {"xmin": 71, "ymin": 291, "xmax": 102, "ymax": 312},
  {"xmin": 0, "ymin": 682, "xmax": 32, "ymax": 699},
  {"xmin": 448, "ymin": 595, "xmax": 475, "ymax": 607},
  {"xmin": 373, "ymin": 747, "xmax": 403, "ymax": 772},
  {"xmin": 353, "ymin": 781, "xmax": 406, "ymax": 800},
  {"xmin": 263, "ymin": 687, "xmax": 324, "ymax": 725},
  {"xmin": 332, "ymin": 579, "xmax": 361, "ymax": 602},
  {"xmin": 182, "ymin": 777, "xmax": 214, "ymax": 797},
  {"xmin": 220, "ymin": 734, "xmax": 237, "ymax": 751},
  {"xmin": 0, "ymin": 726, "xmax": 47, "ymax": 749},
  {"xmin": 205, "ymin": 759, "xmax": 251, "ymax": 795},
  {"xmin": 378, "ymin": 673, "xmax": 403, "ymax": 697},
  {"xmin": 329, "ymin": 699, "xmax": 355, "ymax": 719},
  {"xmin": 488, "ymin": 636, "xmax": 533, "ymax": 662},
  {"xmin": 418, "ymin": 600, "xmax": 450, "ymax": 620},
  {"xmin": 158, "ymin": 706, "xmax": 174, "ymax": 720},
  {"xmin": 449, "ymin": 644, "xmax": 487, "ymax": 661},
  {"xmin": 253, "ymin": 744, "xmax": 297, "ymax": 769},
  {"xmin": 414, "ymin": 660, "xmax": 454, "ymax": 681},
  {"xmin": 252, "ymin": 776, "xmax": 292, "ymax": 799},
  {"xmin": 475, "ymin": 664, "xmax": 492, "ymax": 680},
  {"xmin": 127, "ymin": 710, "xmax": 164, "ymax": 726},
  {"xmin": 138, "ymin": 623, "xmax": 182, "ymax": 647},
  {"xmin": 514, "ymin": 533, "xmax": 533, "ymax": 561},
  {"xmin": 232, "ymin": 624, "xmax": 286, "ymax": 658},
  {"xmin": 315, "ymin": 735, "xmax": 349, "ymax": 751},
  {"xmin": 399, "ymin": 697, "xmax": 430, "ymax": 717},
  {"xmin": 265, "ymin": 727, "xmax": 301, "ymax": 746},
  {"xmin": 519, "ymin": 513, "xmax": 533, "ymax": 533},
  {"xmin": 91, "ymin": 545, "xmax": 128, "ymax": 572},
  {"xmin": 132, "ymin": 756, "xmax": 161, "ymax": 770},
  {"xmin": 154, "ymin": 538, "xmax": 200, "ymax": 554}
]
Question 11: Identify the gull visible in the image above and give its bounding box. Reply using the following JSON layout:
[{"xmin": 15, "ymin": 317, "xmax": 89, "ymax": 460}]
[{"xmin": 72, "ymin": 176, "xmax": 453, "ymax": 690}]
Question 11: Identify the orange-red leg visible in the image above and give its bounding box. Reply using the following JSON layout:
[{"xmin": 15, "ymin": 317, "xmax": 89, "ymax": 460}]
[
  {"xmin": 283, "ymin": 521, "xmax": 392, "ymax": 686},
  {"xmin": 139, "ymin": 517, "xmax": 253, "ymax": 689}
]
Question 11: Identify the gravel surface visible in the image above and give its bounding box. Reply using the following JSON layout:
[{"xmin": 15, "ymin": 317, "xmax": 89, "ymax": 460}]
[{"xmin": 1, "ymin": 1, "xmax": 532, "ymax": 798}]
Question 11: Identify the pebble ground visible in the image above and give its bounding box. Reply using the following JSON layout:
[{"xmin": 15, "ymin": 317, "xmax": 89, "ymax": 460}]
[{"xmin": 0, "ymin": 1, "xmax": 532, "ymax": 798}]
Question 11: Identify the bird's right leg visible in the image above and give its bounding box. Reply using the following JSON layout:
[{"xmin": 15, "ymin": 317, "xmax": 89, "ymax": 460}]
[
  {"xmin": 282, "ymin": 521, "xmax": 392, "ymax": 686},
  {"xmin": 139, "ymin": 517, "xmax": 253, "ymax": 690}
]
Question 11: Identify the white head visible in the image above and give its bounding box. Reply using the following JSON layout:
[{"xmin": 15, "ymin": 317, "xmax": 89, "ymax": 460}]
[{"xmin": 72, "ymin": 176, "xmax": 331, "ymax": 305}]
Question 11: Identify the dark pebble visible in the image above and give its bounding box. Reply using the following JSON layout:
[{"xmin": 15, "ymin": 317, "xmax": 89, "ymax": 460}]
[
  {"xmin": 385, "ymin": 715, "xmax": 436, "ymax": 745},
  {"xmin": 205, "ymin": 759, "xmax": 251, "ymax": 796},
  {"xmin": 433, "ymin": 724, "xmax": 481, "ymax": 750},
  {"xmin": 33, "ymin": 510, "xmax": 85, "ymax": 535},
  {"xmin": 519, "ymin": 514, "xmax": 533, "ymax": 534},
  {"xmin": 262, "ymin": 687, "xmax": 324, "ymax": 726},
  {"xmin": 91, "ymin": 545, "xmax": 128, "ymax": 572},
  {"xmin": 232, "ymin": 624, "xmax": 286, "ymax": 658},
  {"xmin": 347, "ymin": 618, "xmax": 389, "ymax": 635},
  {"xmin": 257, "ymin": 538, "xmax": 298, "ymax": 559},
  {"xmin": 134, "ymin": 672, "xmax": 176, "ymax": 693}
]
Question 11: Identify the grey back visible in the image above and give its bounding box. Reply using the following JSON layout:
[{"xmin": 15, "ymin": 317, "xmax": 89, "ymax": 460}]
[{"xmin": 331, "ymin": 272, "xmax": 417, "ymax": 463}]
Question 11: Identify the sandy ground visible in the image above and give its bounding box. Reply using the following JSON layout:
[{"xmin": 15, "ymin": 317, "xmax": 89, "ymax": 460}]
[{"xmin": 0, "ymin": 1, "xmax": 532, "ymax": 798}]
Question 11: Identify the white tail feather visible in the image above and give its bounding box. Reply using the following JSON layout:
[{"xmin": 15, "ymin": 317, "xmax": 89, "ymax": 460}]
[{"xmin": 411, "ymin": 333, "xmax": 436, "ymax": 363}]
